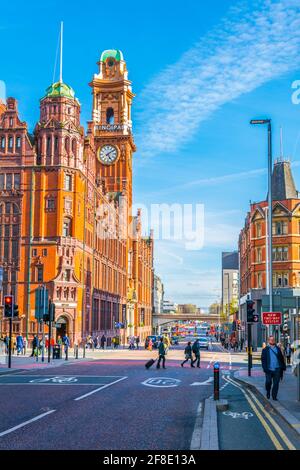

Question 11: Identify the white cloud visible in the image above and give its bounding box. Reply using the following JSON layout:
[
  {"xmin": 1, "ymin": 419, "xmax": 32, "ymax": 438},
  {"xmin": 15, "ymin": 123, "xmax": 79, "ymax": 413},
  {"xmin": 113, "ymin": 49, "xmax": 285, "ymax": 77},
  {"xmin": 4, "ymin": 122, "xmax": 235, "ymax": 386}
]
[{"xmin": 136, "ymin": 0, "xmax": 300, "ymax": 157}]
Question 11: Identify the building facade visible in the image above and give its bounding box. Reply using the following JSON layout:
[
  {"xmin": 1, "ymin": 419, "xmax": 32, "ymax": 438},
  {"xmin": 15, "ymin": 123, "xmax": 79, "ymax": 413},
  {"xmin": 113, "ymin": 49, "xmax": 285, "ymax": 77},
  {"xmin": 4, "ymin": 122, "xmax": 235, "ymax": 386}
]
[
  {"xmin": 0, "ymin": 50, "xmax": 154, "ymax": 344},
  {"xmin": 239, "ymin": 159, "xmax": 300, "ymax": 348},
  {"xmin": 153, "ymin": 274, "xmax": 164, "ymax": 315},
  {"xmin": 221, "ymin": 251, "xmax": 239, "ymax": 320}
]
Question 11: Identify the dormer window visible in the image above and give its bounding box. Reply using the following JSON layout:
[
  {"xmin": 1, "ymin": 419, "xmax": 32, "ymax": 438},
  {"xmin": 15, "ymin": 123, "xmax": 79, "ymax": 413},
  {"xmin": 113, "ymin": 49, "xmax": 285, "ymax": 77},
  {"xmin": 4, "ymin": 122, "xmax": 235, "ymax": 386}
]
[
  {"xmin": 107, "ymin": 58, "xmax": 115, "ymax": 67},
  {"xmin": 106, "ymin": 107, "xmax": 114, "ymax": 125}
]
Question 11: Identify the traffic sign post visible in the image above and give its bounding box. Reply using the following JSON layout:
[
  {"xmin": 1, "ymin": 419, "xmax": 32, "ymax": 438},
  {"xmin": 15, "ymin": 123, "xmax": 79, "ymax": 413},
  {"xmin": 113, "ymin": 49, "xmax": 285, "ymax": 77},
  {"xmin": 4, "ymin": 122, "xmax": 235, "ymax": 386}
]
[{"xmin": 214, "ymin": 362, "xmax": 220, "ymax": 401}]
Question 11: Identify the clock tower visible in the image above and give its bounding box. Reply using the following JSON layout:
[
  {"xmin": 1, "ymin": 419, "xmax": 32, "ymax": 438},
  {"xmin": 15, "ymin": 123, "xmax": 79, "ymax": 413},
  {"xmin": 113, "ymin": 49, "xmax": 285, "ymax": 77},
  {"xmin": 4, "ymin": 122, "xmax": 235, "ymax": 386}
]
[{"xmin": 89, "ymin": 50, "xmax": 136, "ymax": 208}]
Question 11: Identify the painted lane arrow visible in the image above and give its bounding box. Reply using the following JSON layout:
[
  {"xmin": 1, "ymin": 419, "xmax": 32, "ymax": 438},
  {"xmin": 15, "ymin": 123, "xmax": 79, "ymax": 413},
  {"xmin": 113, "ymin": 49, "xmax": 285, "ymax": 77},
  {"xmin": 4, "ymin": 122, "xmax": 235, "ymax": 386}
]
[{"xmin": 190, "ymin": 377, "xmax": 214, "ymax": 386}]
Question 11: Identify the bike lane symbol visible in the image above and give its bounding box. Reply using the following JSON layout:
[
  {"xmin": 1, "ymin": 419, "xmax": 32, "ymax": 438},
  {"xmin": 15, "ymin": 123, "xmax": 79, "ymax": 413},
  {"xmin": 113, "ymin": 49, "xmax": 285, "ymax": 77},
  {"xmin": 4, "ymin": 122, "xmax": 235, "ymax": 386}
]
[{"xmin": 29, "ymin": 376, "xmax": 78, "ymax": 384}]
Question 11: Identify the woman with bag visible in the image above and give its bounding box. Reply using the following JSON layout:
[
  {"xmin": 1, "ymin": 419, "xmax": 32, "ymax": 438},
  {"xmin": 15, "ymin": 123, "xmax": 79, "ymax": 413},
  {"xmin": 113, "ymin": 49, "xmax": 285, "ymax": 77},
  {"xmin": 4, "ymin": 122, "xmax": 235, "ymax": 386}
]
[{"xmin": 181, "ymin": 342, "xmax": 195, "ymax": 368}]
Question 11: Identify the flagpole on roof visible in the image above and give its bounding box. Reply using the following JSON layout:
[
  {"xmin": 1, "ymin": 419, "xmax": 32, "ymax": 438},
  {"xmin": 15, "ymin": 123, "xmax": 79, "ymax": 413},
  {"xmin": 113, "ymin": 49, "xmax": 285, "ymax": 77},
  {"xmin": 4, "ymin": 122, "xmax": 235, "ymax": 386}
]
[{"xmin": 59, "ymin": 21, "xmax": 63, "ymax": 83}]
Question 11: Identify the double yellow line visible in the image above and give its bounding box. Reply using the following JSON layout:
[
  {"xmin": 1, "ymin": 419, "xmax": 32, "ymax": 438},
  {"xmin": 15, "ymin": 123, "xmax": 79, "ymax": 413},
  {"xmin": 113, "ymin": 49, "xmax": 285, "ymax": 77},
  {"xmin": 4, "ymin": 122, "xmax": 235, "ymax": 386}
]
[{"xmin": 224, "ymin": 376, "xmax": 296, "ymax": 450}]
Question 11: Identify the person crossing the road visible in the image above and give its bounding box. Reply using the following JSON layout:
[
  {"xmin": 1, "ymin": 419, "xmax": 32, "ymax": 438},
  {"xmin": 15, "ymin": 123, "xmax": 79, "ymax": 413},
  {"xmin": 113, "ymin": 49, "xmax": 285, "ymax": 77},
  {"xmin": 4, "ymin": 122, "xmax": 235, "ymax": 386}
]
[
  {"xmin": 156, "ymin": 338, "xmax": 166, "ymax": 369},
  {"xmin": 181, "ymin": 342, "xmax": 195, "ymax": 368},
  {"xmin": 261, "ymin": 335, "xmax": 286, "ymax": 401},
  {"xmin": 191, "ymin": 339, "xmax": 201, "ymax": 368}
]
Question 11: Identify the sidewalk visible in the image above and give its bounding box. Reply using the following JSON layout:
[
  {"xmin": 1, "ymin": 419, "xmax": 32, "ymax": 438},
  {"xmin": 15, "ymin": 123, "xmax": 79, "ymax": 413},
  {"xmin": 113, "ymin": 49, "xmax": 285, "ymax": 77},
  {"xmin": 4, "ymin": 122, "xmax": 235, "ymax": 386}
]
[
  {"xmin": 0, "ymin": 350, "xmax": 89, "ymax": 374},
  {"xmin": 234, "ymin": 367, "xmax": 300, "ymax": 436}
]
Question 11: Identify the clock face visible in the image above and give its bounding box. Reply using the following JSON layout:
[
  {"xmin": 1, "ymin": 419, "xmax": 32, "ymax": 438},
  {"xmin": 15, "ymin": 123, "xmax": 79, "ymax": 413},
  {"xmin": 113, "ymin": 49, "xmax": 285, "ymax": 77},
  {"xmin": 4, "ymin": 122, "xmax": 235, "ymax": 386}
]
[{"xmin": 98, "ymin": 145, "xmax": 118, "ymax": 164}]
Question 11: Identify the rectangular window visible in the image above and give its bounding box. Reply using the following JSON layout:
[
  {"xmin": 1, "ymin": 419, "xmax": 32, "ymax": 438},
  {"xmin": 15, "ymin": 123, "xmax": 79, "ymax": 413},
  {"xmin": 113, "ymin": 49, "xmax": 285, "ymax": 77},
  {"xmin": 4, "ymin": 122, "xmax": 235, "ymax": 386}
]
[
  {"xmin": 4, "ymin": 240, "xmax": 9, "ymax": 260},
  {"xmin": 0, "ymin": 137, "xmax": 5, "ymax": 149},
  {"xmin": 6, "ymin": 174, "xmax": 12, "ymax": 190},
  {"xmin": 64, "ymin": 199, "xmax": 72, "ymax": 211},
  {"xmin": 14, "ymin": 174, "xmax": 20, "ymax": 190},
  {"xmin": 16, "ymin": 137, "xmax": 21, "ymax": 148},
  {"xmin": 46, "ymin": 199, "xmax": 55, "ymax": 210},
  {"xmin": 256, "ymin": 223, "xmax": 262, "ymax": 238},
  {"xmin": 12, "ymin": 240, "xmax": 18, "ymax": 258},
  {"xmin": 273, "ymin": 221, "xmax": 288, "ymax": 235},
  {"xmin": 42, "ymin": 249, "xmax": 47, "ymax": 256},
  {"xmin": 12, "ymin": 225, "xmax": 19, "ymax": 237},
  {"xmin": 37, "ymin": 266, "xmax": 43, "ymax": 283},
  {"xmin": 32, "ymin": 248, "xmax": 37, "ymax": 257},
  {"xmin": 8, "ymin": 137, "xmax": 13, "ymax": 149},
  {"xmin": 4, "ymin": 225, "xmax": 10, "ymax": 237},
  {"xmin": 65, "ymin": 174, "xmax": 72, "ymax": 191},
  {"xmin": 0, "ymin": 174, "xmax": 4, "ymax": 190}
]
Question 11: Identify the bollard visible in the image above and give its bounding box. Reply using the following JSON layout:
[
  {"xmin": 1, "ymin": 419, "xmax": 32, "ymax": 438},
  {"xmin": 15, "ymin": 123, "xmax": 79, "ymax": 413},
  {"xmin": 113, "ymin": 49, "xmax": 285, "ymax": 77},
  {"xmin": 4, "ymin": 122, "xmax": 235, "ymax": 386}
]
[
  {"xmin": 214, "ymin": 362, "xmax": 220, "ymax": 401},
  {"xmin": 75, "ymin": 344, "xmax": 78, "ymax": 359},
  {"xmin": 65, "ymin": 347, "xmax": 68, "ymax": 361},
  {"xmin": 83, "ymin": 345, "xmax": 86, "ymax": 358}
]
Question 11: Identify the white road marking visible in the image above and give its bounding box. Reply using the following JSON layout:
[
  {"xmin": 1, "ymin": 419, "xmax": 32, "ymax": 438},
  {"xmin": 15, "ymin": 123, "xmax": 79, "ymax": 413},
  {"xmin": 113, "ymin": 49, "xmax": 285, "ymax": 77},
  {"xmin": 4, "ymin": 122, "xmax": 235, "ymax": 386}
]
[
  {"xmin": 0, "ymin": 410, "xmax": 56, "ymax": 437},
  {"xmin": 190, "ymin": 402, "xmax": 203, "ymax": 450},
  {"xmin": 74, "ymin": 376, "xmax": 128, "ymax": 401},
  {"xmin": 190, "ymin": 377, "xmax": 214, "ymax": 386},
  {"xmin": 142, "ymin": 377, "xmax": 181, "ymax": 388}
]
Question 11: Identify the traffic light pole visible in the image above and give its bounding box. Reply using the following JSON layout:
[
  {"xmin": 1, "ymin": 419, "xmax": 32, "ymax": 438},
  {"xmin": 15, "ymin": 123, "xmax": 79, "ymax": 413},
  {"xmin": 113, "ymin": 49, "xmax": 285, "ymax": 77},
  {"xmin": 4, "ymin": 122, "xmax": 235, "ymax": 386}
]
[
  {"xmin": 8, "ymin": 316, "xmax": 12, "ymax": 369},
  {"xmin": 248, "ymin": 323, "xmax": 252, "ymax": 377},
  {"xmin": 48, "ymin": 300, "xmax": 52, "ymax": 364}
]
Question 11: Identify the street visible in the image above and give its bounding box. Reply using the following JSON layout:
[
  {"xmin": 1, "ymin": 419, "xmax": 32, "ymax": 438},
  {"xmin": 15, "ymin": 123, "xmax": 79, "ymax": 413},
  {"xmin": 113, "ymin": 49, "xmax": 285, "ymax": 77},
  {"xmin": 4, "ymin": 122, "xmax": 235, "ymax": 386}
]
[{"xmin": 0, "ymin": 341, "xmax": 299, "ymax": 450}]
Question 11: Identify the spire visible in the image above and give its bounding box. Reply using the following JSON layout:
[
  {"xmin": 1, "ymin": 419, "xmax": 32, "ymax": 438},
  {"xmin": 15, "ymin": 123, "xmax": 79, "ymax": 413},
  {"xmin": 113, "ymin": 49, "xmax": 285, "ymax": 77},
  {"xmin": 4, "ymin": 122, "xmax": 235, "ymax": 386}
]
[
  {"xmin": 59, "ymin": 21, "xmax": 63, "ymax": 84},
  {"xmin": 271, "ymin": 160, "xmax": 298, "ymax": 200}
]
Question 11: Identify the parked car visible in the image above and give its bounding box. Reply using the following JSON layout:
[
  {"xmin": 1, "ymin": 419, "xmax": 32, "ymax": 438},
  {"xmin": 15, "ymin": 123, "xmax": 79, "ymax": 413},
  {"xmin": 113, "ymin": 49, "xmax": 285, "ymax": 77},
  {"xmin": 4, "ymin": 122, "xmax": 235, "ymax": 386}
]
[{"xmin": 196, "ymin": 336, "xmax": 209, "ymax": 350}]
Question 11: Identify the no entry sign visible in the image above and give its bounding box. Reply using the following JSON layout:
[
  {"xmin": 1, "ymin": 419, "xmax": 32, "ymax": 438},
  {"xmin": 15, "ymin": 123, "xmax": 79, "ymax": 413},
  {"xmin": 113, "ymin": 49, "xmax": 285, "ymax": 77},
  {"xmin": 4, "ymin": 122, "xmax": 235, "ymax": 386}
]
[{"xmin": 262, "ymin": 312, "xmax": 282, "ymax": 325}]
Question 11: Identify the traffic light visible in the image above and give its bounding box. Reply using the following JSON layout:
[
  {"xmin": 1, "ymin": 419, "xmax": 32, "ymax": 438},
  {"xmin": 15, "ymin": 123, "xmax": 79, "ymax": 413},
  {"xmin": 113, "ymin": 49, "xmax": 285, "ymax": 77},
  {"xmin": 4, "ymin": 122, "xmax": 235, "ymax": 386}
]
[
  {"xmin": 282, "ymin": 311, "xmax": 289, "ymax": 332},
  {"xmin": 43, "ymin": 301, "xmax": 55, "ymax": 322},
  {"xmin": 4, "ymin": 295, "xmax": 13, "ymax": 318},
  {"xmin": 246, "ymin": 300, "xmax": 255, "ymax": 323},
  {"xmin": 13, "ymin": 304, "xmax": 19, "ymax": 317}
]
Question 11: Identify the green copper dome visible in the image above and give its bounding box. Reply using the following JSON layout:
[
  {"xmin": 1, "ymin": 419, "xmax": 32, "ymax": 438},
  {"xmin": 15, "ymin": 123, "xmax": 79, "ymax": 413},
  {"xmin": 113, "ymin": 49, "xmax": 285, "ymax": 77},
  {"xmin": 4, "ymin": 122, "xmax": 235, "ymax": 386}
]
[
  {"xmin": 43, "ymin": 81, "xmax": 76, "ymax": 100},
  {"xmin": 100, "ymin": 49, "xmax": 124, "ymax": 62}
]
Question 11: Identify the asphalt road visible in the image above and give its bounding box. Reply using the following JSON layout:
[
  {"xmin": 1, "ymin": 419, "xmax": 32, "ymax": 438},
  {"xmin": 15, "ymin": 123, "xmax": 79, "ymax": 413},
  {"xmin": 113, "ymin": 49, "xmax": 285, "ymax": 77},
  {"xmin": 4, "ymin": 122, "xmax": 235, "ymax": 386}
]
[{"xmin": 0, "ymin": 341, "xmax": 298, "ymax": 450}]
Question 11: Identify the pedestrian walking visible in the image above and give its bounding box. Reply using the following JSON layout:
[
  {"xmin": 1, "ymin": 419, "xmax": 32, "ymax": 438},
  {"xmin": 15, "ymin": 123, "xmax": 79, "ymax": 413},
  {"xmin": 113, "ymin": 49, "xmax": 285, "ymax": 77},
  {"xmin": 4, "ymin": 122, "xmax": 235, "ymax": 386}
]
[
  {"xmin": 62, "ymin": 334, "xmax": 70, "ymax": 360},
  {"xmin": 4, "ymin": 334, "xmax": 10, "ymax": 354},
  {"xmin": 136, "ymin": 336, "xmax": 140, "ymax": 350},
  {"xmin": 30, "ymin": 335, "xmax": 39, "ymax": 357},
  {"xmin": 145, "ymin": 337, "xmax": 149, "ymax": 349},
  {"xmin": 16, "ymin": 334, "xmax": 24, "ymax": 355},
  {"xmin": 22, "ymin": 337, "xmax": 27, "ymax": 355},
  {"xmin": 93, "ymin": 336, "xmax": 98, "ymax": 350},
  {"xmin": 100, "ymin": 334, "xmax": 106, "ymax": 350},
  {"xmin": 148, "ymin": 338, "xmax": 153, "ymax": 351},
  {"xmin": 191, "ymin": 339, "xmax": 201, "ymax": 368},
  {"xmin": 181, "ymin": 342, "xmax": 195, "ymax": 368},
  {"xmin": 156, "ymin": 338, "xmax": 166, "ymax": 369},
  {"xmin": 285, "ymin": 343, "xmax": 292, "ymax": 366},
  {"xmin": 129, "ymin": 336, "xmax": 135, "ymax": 350},
  {"xmin": 240, "ymin": 337, "xmax": 245, "ymax": 351},
  {"xmin": 261, "ymin": 335, "xmax": 286, "ymax": 400}
]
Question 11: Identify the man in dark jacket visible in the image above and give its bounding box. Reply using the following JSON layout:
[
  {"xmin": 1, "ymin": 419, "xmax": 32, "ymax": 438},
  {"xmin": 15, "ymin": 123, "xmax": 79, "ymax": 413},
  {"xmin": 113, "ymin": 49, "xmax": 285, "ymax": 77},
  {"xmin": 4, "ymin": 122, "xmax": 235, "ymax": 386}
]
[
  {"xmin": 156, "ymin": 338, "xmax": 166, "ymax": 369},
  {"xmin": 191, "ymin": 340, "xmax": 201, "ymax": 368},
  {"xmin": 30, "ymin": 335, "xmax": 39, "ymax": 357},
  {"xmin": 261, "ymin": 336, "xmax": 286, "ymax": 400}
]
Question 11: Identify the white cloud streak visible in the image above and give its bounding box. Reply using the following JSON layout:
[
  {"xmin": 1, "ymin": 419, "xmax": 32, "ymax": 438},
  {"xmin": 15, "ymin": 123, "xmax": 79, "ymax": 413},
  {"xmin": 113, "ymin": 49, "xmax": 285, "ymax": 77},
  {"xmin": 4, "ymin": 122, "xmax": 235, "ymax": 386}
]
[{"xmin": 136, "ymin": 0, "xmax": 300, "ymax": 157}]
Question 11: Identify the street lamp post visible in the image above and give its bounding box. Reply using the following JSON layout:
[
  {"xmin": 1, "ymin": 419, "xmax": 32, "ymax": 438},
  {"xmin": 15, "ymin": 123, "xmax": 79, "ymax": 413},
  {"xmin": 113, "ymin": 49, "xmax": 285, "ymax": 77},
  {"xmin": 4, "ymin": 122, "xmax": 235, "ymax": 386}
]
[{"xmin": 250, "ymin": 119, "xmax": 273, "ymax": 337}]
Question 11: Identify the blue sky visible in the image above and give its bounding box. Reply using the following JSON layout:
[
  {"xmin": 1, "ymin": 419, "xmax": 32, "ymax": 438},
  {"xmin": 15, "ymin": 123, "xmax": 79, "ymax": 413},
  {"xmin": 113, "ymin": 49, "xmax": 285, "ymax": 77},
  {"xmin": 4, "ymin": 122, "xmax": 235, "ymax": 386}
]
[{"xmin": 1, "ymin": 0, "xmax": 300, "ymax": 308}]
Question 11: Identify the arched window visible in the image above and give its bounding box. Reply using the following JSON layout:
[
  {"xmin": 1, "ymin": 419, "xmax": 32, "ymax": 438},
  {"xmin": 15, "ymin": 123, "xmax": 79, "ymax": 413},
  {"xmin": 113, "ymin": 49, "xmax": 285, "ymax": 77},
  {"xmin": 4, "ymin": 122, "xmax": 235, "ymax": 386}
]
[
  {"xmin": 46, "ymin": 137, "xmax": 51, "ymax": 155},
  {"xmin": 65, "ymin": 137, "xmax": 70, "ymax": 153},
  {"xmin": 106, "ymin": 108, "xmax": 114, "ymax": 125},
  {"xmin": 71, "ymin": 139, "xmax": 76, "ymax": 155}
]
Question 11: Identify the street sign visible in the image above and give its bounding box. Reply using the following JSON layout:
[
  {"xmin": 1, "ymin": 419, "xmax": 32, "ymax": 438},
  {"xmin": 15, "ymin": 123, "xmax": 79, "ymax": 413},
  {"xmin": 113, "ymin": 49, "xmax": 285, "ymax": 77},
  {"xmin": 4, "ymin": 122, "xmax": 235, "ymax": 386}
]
[{"xmin": 262, "ymin": 312, "xmax": 282, "ymax": 325}]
